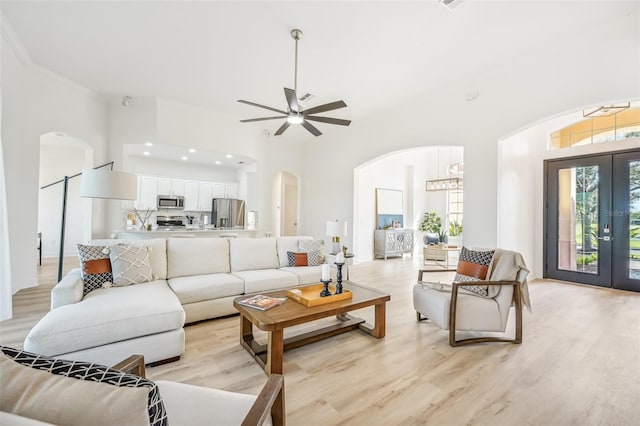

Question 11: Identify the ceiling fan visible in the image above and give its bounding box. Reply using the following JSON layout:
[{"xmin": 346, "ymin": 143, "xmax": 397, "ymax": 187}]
[{"xmin": 237, "ymin": 29, "xmax": 351, "ymax": 137}]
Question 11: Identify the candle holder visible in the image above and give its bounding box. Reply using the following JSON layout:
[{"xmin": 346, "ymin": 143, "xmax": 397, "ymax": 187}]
[
  {"xmin": 335, "ymin": 262, "xmax": 345, "ymax": 294},
  {"xmin": 320, "ymin": 279, "xmax": 333, "ymax": 297}
]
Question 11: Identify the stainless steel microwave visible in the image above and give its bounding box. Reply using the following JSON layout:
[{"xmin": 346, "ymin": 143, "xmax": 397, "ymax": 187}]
[{"xmin": 157, "ymin": 195, "xmax": 184, "ymax": 210}]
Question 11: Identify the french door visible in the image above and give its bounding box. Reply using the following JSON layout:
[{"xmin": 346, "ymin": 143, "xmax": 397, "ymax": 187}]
[{"xmin": 545, "ymin": 150, "xmax": 640, "ymax": 292}]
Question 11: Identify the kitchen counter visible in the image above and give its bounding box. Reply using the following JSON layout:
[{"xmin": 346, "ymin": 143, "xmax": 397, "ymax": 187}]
[{"xmin": 113, "ymin": 228, "xmax": 260, "ymax": 239}]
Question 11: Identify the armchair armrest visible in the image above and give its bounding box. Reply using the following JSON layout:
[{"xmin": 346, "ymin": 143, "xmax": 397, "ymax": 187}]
[
  {"xmin": 242, "ymin": 374, "xmax": 285, "ymax": 426},
  {"xmin": 112, "ymin": 354, "xmax": 146, "ymax": 378},
  {"xmin": 418, "ymin": 268, "xmax": 457, "ymax": 283}
]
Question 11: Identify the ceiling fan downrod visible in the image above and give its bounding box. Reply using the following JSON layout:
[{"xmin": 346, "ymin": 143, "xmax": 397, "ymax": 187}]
[{"xmin": 291, "ymin": 29, "xmax": 302, "ymax": 94}]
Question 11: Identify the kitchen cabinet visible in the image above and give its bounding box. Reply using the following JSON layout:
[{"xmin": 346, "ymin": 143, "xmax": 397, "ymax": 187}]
[
  {"xmin": 198, "ymin": 182, "xmax": 214, "ymax": 211},
  {"xmin": 225, "ymin": 183, "xmax": 239, "ymax": 199},
  {"xmin": 136, "ymin": 176, "xmax": 158, "ymax": 210},
  {"xmin": 374, "ymin": 229, "xmax": 414, "ymax": 260},
  {"xmin": 157, "ymin": 178, "xmax": 185, "ymax": 196},
  {"xmin": 212, "ymin": 183, "xmax": 225, "ymax": 198},
  {"xmin": 183, "ymin": 180, "xmax": 199, "ymax": 211}
]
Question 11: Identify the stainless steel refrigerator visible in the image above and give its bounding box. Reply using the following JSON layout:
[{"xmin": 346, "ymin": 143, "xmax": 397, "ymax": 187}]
[{"xmin": 212, "ymin": 198, "xmax": 245, "ymax": 229}]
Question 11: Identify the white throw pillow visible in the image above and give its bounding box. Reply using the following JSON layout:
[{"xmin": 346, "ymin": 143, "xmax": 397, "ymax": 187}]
[
  {"xmin": 298, "ymin": 239, "xmax": 325, "ymax": 263},
  {"xmin": 109, "ymin": 244, "xmax": 154, "ymax": 286}
]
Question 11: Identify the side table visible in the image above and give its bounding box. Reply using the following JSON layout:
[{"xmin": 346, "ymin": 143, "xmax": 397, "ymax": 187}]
[
  {"xmin": 423, "ymin": 245, "xmax": 460, "ymax": 270},
  {"xmin": 325, "ymin": 252, "xmax": 355, "ymax": 280}
]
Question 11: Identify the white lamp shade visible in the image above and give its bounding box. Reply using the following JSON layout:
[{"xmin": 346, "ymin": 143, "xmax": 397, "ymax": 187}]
[
  {"xmin": 80, "ymin": 169, "xmax": 137, "ymax": 200},
  {"xmin": 326, "ymin": 220, "xmax": 347, "ymax": 237}
]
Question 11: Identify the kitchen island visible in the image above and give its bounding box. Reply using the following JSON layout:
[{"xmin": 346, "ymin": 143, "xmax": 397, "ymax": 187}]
[{"xmin": 114, "ymin": 228, "xmax": 260, "ymax": 239}]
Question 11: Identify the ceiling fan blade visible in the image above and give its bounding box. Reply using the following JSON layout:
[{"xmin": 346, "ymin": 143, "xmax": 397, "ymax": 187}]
[
  {"xmin": 303, "ymin": 100, "xmax": 347, "ymax": 115},
  {"xmin": 274, "ymin": 121, "xmax": 291, "ymax": 136},
  {"xmin": 237, "ymin": 100, "xmax": 287, "ymax": 115},
  {"xmin": 240, "ymin": 116, "xmax": 285, "ymax": 123},
  {"xmin": 305, "ymin": 116, "xmax": 351, "ymax": 126},
  {"xmin": 284, "ymin": 88, "xmax": 300, "ymax": 113},
  {"xmin": 301, "ymin": 120, "xmax": 322, "ymax": 137}
]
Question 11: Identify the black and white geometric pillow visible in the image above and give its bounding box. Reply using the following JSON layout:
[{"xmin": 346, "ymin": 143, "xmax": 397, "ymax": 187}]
[
  {"xmin": 298, "ymin": 239, "xmax": 325, "ymax": 263},
  {"xmin": 77, "ymin": 244, "xmax": 113, "ymax": 295},
  {"xmin": 287, "ymin": 250, "xmax": 322, "ymax": 267},
  {"xmin": 453, "ymin": 247, "xmax": 495, "ymax": 297},
  {"xmin": 0, "ymin": 345, "xmax": 167, "ymax": 426}
]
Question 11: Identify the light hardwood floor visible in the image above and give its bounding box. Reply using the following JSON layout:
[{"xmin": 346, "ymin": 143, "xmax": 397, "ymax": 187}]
[{"xmin": 2, "ymin": 256, "xmax": 640, "ymax": 425}]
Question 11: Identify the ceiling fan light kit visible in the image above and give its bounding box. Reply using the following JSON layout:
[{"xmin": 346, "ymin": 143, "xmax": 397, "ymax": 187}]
[{"xmin": 237, "ymin": 28, "xmax": 351, "ymax": 137}]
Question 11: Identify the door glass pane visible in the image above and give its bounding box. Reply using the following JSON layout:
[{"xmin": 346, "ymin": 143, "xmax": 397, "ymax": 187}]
[
  {"xmin": 630, "ymin": 160, "xmax": 640, "ymax": 280},
  {"xmin": 557, "ymin": 166, "xmax": 599, "ymax": 274}
]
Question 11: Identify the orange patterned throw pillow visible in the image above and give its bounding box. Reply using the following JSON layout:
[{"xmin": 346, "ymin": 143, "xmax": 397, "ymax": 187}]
[
  {"xmin": 454, "ymin": 247, "xmax": 495, "ymax": 297},
  {"xmin": 287, "ymin": 251, "xmax": 321, "ymax": 267}
]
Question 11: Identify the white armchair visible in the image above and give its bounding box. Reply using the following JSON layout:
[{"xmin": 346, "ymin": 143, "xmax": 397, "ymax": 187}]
[{"xmin": 413, "ymin": 248, "xmax": 530, "ymax": 347}]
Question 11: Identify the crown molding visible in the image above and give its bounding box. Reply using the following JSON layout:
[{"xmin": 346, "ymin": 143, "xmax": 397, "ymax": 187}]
[{"xmin": 1, "ymin": 11, "xmax": 32, "ymax": 66}]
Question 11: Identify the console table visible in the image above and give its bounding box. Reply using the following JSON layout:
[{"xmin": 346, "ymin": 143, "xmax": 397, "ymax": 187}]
[{"xmin": 374, "ymin": 229, "xmax": 414, "ymax": 260}]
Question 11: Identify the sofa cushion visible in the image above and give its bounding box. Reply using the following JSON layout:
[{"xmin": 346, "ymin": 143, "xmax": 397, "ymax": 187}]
[
  {"xmin": 109, "ymin": 245, "xmax": 153, "ymax": 286},
  {"xmin": 168, "ymin": 274, "xmax": 245, "ymax": 305},
  {"xmin": 276, "ymin": 236, "xmax": 312, "ymax": 267},
  {"xmin": 232, "ymin": 269, "xmax": 299, "ymax": 294},
  {"xmin": 279, "ymin": 266, "xmax": 322, "ymax": 285},
  {"xmin": 90, "ymin": 239, "xmax": 168, "ymax": 280},
  {"xmin": 230, "ymin": 238, "xmax": 279, "ymax": 272},
  {"xmin": 24, "ymin": 281, "xmax": 185, "ymax": 356},
  {"xmin": 167, "ymin": 238, "xmax": 230, "ymax": 278},
  {"xmin": 77, "ymin": 244, "xmax": 113, "ymax": 295},
  {"xmin": 0, "ymin": 346, "xmax": 167, "ymax": 426}
]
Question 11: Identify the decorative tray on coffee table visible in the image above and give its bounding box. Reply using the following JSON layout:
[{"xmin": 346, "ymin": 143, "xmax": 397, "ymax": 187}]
[{"xmin": 286, "ymin": 283, "xmax": 352, "ymax": 307}]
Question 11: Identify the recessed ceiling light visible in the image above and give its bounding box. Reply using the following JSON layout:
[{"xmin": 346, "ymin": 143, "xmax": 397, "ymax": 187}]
[
  {"xmin": 181, "ymin": 156, "xmax": 188, "ymax": 161},
  {"xmin": 215, "ymin": 161, "xmax": 221, "ymax": 165},
  {"xmin": 145, "ymin": 142, "xmax": 153, "ymax": 147},
  {"xmin": 226, "ymin": 154, "xmax": 233, "ymax": 158},
  {"xmin": 143, "ymin": 151, "xmax": 150, "ymax": 156},
  {"xmin": 189, "ymin": 148, "xmax": 196, "ymax": 153}
]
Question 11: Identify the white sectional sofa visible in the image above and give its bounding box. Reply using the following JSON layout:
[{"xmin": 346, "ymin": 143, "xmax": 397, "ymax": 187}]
[{"xmin": 24, "ymin": 236, "xmax": 323, "ymax": 366}]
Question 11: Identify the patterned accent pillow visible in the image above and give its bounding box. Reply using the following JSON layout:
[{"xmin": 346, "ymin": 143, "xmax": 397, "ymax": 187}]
[
  {"xmin": 0, "ymin": 345, "xmax": 167, "ymax": 426},
  {"xmin": 454, "ymin": 247, "xmax": 495, "ymax": 297},
  {"xmin": 109, "ymin": 244, "xmax": 154, "ymax": 286},
  {"xmin": 287, "ymin": 250, "xmax": 321, "ymax": 267},
  {"xmin": 298, "ymin": 239, "xmax": 325, "ymax": 262},
  {"xmin": 77, "ymin": 244, "xmax": 113, "ymax": 295}
]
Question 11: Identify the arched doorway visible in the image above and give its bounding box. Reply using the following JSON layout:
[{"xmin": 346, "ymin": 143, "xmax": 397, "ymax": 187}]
[{"xmin": 38, "ymin": 132, "xmax": 93, "ymax": 261}]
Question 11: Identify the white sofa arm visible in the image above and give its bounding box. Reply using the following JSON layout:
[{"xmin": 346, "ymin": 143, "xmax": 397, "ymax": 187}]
[{"xmin": 51, "ymin": 268, "xmax": 84, "ymax": 309}]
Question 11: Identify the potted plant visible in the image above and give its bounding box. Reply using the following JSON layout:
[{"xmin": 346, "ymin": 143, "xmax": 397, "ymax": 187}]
[
  {"xmin": 448, "ymin": 220, "xmax": 463, "ymax": 247},
  {"xmin": 419, "ymin": 211, "xmax": 442, "ymax": 246}
]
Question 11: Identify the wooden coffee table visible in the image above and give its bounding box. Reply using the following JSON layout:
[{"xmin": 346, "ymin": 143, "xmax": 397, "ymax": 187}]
[{"xmin": 233, "ymin": 281, "xmax": 390, "ymax": 375}]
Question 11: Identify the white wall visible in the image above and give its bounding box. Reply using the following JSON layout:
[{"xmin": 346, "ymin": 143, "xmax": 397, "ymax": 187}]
[
  {"xmin": 1, "ymin": 33, "xmax": 109, "ymax": 294},
  {"xmin": 498, "ymin": 105, "xmax": 640, "ymax": 279}
]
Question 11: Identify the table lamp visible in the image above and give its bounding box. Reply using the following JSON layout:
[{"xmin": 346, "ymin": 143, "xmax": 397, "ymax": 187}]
[{"xmin": 326, "ymin": 220, "xmax": 347, "ymax": 255}]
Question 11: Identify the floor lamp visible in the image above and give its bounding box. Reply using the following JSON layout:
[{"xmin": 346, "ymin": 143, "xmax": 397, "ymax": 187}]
[{"xmin": 40, "ymin": 162, "xmax": 137, "ymax": 282}]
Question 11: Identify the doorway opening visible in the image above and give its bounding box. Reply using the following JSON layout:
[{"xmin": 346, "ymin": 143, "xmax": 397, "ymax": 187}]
[
  {"xmin": 274, "ymin": 171, "xmax": 299, "ymax": 237},
  {"xmin": 38, "ymin": 133, "xmax": 93, "ymax": 259}
]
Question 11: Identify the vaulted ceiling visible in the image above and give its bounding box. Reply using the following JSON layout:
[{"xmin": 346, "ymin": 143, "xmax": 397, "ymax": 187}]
[{"xmin": 2, "ymin": 1, "xmax": 638, "ymax": 130}]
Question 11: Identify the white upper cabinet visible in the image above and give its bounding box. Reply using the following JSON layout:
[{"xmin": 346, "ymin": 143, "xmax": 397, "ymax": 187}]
[
  {"xmin": 136, "ymin": 175, "xmax": 239, "ymax": 212},
  {"xmin": 198, "ymin": 182, "xmax": 214, "ymax": 211},
  {"xmin": 136, "ymin": 176, "xmax": 158, "ymax": 210},
  {"xmin": 212, "ymin": 183, "xmax": 225, "ymax": 198},
  {"xmin": 225, "ymin": 183, "xmax": 239, "ymax": 199},
  {"xmin": 157, "ymin": 178, "xmax": 185, "ymax": 196},
  {"xmin": 183, "ymin": 181, "xmax": 199, "ymax": 211}
]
